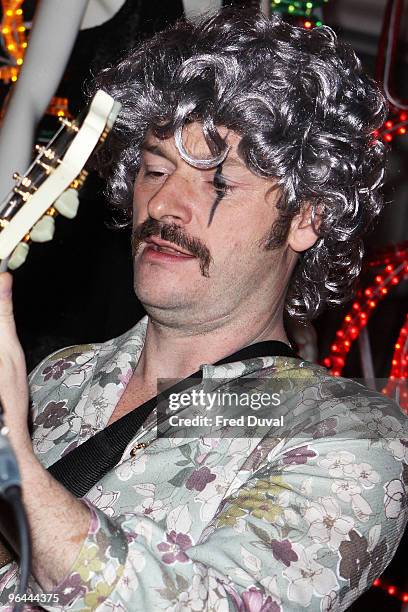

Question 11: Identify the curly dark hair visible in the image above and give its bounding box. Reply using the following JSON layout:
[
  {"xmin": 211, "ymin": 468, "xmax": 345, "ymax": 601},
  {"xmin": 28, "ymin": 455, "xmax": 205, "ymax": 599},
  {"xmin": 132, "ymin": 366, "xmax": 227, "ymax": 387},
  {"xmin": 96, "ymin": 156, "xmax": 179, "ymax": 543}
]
[{"xmin": 87, "ymin": 7, "xmax": 388, "ymax": 320}]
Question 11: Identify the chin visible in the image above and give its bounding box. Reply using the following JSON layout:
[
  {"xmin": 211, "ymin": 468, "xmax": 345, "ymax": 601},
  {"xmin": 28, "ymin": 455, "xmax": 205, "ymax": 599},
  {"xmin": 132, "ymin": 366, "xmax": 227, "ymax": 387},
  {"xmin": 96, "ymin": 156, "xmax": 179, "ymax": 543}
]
[{"xmin": 134, "ymin": 284, "xmax": 190, "ymax": 311}]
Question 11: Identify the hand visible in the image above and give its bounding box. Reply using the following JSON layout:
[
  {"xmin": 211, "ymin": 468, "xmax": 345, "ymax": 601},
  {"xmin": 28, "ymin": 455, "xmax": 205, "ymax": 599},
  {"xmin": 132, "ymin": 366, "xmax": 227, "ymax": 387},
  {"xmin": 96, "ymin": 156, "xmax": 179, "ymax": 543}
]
[{"xmin": 0, "ymin": 272, "xmax": 31, "ymax": 451}]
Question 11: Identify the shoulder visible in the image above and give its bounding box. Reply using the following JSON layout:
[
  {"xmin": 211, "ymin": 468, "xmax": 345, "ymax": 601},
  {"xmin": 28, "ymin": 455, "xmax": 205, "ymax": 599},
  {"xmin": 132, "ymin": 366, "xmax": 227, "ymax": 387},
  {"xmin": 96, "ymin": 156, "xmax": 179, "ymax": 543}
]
[
  {"xmin": 253, "ymin": 358, "xmax": 407, "ymax": 482},
  {"xmin": 270, "ymin": 357, "xmax": 405, "ymax": 426},
  {"xmin": 27, "ymin": 340, "xmax": 103, "ymax": 431},
  {"xmin": 28, "ymin": 342, "xmax": 100, "ymax": 389},
  {"xmin": 28, "ymin": 317, "xmax": 148, "ymax": 391},
  {"xmin": 27, "ymin": 321, "xmax": 146, "ymax": 424}
]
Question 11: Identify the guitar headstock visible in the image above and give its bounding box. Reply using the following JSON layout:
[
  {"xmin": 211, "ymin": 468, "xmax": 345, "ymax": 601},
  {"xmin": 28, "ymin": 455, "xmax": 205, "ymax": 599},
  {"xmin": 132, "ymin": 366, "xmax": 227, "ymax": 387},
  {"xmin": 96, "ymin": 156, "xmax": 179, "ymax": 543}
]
[{"xmin": 0, "ymin": 90, "xmax": 121, "ymax": 270}]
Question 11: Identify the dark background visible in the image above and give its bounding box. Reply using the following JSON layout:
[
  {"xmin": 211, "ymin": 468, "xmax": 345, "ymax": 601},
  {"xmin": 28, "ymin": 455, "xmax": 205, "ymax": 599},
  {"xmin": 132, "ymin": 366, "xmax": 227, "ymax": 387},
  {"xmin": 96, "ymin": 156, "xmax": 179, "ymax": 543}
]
[{"xmin": 0, "ymin": 1, "xmax": 407, "ymax": 610}]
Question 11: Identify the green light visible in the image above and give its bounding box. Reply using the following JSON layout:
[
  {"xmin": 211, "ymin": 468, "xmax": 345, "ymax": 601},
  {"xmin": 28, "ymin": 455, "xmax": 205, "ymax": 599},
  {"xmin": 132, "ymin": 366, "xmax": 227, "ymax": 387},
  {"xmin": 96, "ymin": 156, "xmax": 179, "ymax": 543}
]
[
  {"xmin": 316, "ymin": 20, "xmax": 322, "ymax": 26},
  {"xmin": 269, "ymin": 0, "xmax": 328, "ymax": 20}
]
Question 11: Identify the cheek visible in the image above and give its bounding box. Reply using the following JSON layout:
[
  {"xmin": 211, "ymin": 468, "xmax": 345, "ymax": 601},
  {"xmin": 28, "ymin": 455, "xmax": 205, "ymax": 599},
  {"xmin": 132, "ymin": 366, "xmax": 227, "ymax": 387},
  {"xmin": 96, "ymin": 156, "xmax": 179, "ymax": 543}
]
[
  {"xmin": 222, "ymin": 217, "xmax": 265, "ymax": 250},
  {"xmin": 132, "ymin": 182, "xmax": 150, "ymax": 221},
  {"xmin": 210, "ymin": 228, "xmax": 258, "ymax": 269}
]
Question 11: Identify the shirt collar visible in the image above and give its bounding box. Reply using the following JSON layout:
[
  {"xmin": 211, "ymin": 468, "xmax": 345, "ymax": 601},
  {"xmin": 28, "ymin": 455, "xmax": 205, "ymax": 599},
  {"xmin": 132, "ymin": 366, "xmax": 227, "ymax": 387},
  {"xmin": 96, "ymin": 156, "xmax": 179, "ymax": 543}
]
[{"xmin": 113, "ymin": 315, "xmax": 299, "ymax": 383}]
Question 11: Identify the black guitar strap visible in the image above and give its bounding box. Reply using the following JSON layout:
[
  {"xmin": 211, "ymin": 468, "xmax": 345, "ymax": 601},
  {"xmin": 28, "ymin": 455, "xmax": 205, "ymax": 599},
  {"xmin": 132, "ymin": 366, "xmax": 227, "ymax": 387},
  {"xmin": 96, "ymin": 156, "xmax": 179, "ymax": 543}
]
[{"xmin": 47, "ymin": 341, "xmax": 298, "ymax": 497}]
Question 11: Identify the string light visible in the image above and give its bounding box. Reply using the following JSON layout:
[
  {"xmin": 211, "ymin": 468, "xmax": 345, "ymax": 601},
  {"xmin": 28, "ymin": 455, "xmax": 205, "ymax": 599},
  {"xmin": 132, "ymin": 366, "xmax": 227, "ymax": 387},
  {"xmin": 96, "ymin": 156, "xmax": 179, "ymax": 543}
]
[
  {"xmin": 321, "ymin": 242, "xmax": 408, "ymax": 412},
  {"xmin": 375, "ymin": 109, "xmax": 408, "ymax": 143},
  {"xmin": 270, "ymin": 0, "xmax": 328, "ymax": 28},
  {"xmin": 371, "ymin": 577, "xmax": 408, "ymax": 604},
  {"xmin": 47, "ymin": 97, "xmax": 73, "ymax": 120},
  {"xmin": 0, "ymin": 4, "xmax": 72, "ymax": 121},
  {"xmin": 382, "ymin": 312, "xmax": 408, "ymax": 409},
  {"xmin": 0, "ymin": 0, "xmax": 27, "ymax": 84}
]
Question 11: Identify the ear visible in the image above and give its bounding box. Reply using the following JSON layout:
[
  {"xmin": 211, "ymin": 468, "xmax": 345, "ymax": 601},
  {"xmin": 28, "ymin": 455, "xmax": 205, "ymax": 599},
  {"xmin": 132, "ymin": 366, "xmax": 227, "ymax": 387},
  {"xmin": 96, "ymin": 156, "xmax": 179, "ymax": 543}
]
[{"xmin": 287, "ymin": 203, "xmax": 320, "ymax": 253}]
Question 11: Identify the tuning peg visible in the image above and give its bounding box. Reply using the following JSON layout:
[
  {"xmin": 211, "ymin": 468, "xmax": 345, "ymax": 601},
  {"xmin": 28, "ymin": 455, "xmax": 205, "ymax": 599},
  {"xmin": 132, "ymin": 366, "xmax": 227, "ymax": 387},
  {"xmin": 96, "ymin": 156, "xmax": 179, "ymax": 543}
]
[
  {"xmin": 30, "ymin": 215, "xmax": 55, "ymax": 243},
  {"xmin": 13, "ymin": 187, "xmax": 31, "ymax": 202},
  {"xmin": 13, "ymin": 174, "xmax": 33, "ymax": 188},
  {"xmin": 36, "ymin": 159, "xmax": 53, "ymax": 174},
  {"xmin": 70, "ymin": 169, "xmax": 88, "ymax": 191},
  {"xmin": 8, "ymin": 242, "xmax": 29, "ymax": 270},
  {"xmin": 53, "ymin": 188, "xmax": 79, "ymax": 218},
  {"xmin": 35, "ymin": 144, "xmax": 61, "ymax": 163},
  {"xmin": 58, "ymin": 117, "xmax": 79, "ymax": 132}
]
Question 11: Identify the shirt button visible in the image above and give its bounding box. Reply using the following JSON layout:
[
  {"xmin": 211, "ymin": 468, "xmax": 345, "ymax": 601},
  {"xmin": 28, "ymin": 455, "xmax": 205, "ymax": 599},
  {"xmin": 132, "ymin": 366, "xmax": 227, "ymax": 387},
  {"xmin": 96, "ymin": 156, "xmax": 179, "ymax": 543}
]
[{"xmin": 130, "ymin": 442, "xmax": 148, "ymax": 457}]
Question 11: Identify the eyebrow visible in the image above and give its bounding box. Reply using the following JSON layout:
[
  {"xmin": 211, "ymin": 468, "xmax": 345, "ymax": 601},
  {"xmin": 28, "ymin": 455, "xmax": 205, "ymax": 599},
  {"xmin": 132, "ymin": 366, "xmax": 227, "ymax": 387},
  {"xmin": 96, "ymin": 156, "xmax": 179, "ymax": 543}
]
[
  {"xmin": 141, "ymin": 141, "xmax": 246, "ymax": 171},
  {"xmin": 141, "ymin": 143, "xmax": 173, "ymax": 160},
  {"xmin": 222, "ymin": 157, "xmax": 246, "ymax": 170}
]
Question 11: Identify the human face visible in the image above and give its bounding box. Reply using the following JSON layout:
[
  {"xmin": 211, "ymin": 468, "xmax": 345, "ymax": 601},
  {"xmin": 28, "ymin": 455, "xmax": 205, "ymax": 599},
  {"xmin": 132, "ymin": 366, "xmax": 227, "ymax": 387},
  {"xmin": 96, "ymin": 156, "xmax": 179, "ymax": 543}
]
[{"xmin": 132, "ymin": 123, "xmax": 291, "ymax": 328}]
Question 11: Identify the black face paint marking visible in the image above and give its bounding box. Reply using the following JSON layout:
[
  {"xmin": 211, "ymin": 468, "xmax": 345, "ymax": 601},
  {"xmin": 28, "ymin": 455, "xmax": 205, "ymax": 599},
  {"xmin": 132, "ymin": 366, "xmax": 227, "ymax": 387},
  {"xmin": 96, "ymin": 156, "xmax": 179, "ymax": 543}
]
[{"xmin": 207, "ymin": 163, "xmax": 227, "ymax": 227}]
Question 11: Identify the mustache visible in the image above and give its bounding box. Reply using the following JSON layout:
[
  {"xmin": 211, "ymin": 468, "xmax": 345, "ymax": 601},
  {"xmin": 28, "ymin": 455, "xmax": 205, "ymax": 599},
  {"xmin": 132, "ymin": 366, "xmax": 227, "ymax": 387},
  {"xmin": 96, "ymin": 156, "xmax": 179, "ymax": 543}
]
[{"xmin": 131, "ymin": 219, "xmax": 213, "ymax": 277}]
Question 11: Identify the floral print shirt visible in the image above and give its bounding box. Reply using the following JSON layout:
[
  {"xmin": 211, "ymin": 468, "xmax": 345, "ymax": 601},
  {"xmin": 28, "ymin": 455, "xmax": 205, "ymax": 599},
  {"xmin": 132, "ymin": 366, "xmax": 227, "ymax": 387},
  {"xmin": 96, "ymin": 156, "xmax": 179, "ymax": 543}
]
[{"xmin": 0, "ymin": 314, "xmax": 407, "ymax": 611}]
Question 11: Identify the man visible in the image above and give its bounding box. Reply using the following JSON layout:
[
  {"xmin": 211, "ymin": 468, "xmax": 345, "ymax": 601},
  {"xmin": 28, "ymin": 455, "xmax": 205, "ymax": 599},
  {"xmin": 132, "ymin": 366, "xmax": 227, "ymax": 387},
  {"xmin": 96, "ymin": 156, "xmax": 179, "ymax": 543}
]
[{"xmin": 0, "ymin": 8, "xmax": 406, "ymax": 611}]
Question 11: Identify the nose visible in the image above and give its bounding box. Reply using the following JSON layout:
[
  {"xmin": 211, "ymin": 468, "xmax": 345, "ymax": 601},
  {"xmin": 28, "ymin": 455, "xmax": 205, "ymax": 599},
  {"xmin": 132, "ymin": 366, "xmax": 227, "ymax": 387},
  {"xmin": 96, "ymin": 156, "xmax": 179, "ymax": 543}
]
[{"xmin": 147, "ymin": 174, "xmax": 193, "ymax": 225}]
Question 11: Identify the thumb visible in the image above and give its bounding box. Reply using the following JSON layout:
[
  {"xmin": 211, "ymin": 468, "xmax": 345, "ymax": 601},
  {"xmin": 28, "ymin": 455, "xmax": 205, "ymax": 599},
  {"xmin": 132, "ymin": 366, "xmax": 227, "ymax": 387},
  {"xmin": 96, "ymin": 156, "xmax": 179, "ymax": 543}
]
[
  {"xmin": 0, "ymin": 272, "xmax": 26, "ymax": 389},
  {"xmin": 0, "ymin": 272, "xmax": 15, "ymax": 323}
]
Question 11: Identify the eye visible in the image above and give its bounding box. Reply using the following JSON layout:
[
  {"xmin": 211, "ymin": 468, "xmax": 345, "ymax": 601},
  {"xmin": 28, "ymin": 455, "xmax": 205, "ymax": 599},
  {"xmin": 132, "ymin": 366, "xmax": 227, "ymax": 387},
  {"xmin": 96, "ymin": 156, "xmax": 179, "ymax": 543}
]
[
  {"xmin": 212, "ymin": 174, "xmax": 234, "ymax": 195},
  {"xmin": 144, "ymin": 170, "xmax": 167, "ymax": 180}
]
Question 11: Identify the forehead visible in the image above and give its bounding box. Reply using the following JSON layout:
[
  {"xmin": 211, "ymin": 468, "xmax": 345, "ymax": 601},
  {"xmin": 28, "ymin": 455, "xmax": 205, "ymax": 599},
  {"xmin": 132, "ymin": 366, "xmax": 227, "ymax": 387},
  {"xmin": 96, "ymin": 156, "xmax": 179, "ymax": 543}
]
[{"xmin": 143, "ymin": 122, "xmax": 244, "ymax": 168}]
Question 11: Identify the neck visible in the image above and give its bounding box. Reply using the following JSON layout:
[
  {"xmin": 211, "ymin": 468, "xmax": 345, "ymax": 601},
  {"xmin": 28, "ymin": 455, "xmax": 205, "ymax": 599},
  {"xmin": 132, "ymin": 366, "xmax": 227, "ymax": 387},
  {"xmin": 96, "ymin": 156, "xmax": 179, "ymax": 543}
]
[{"xmin": 134, "ymin": 302, "xmax": 288, "ymax": 386}]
